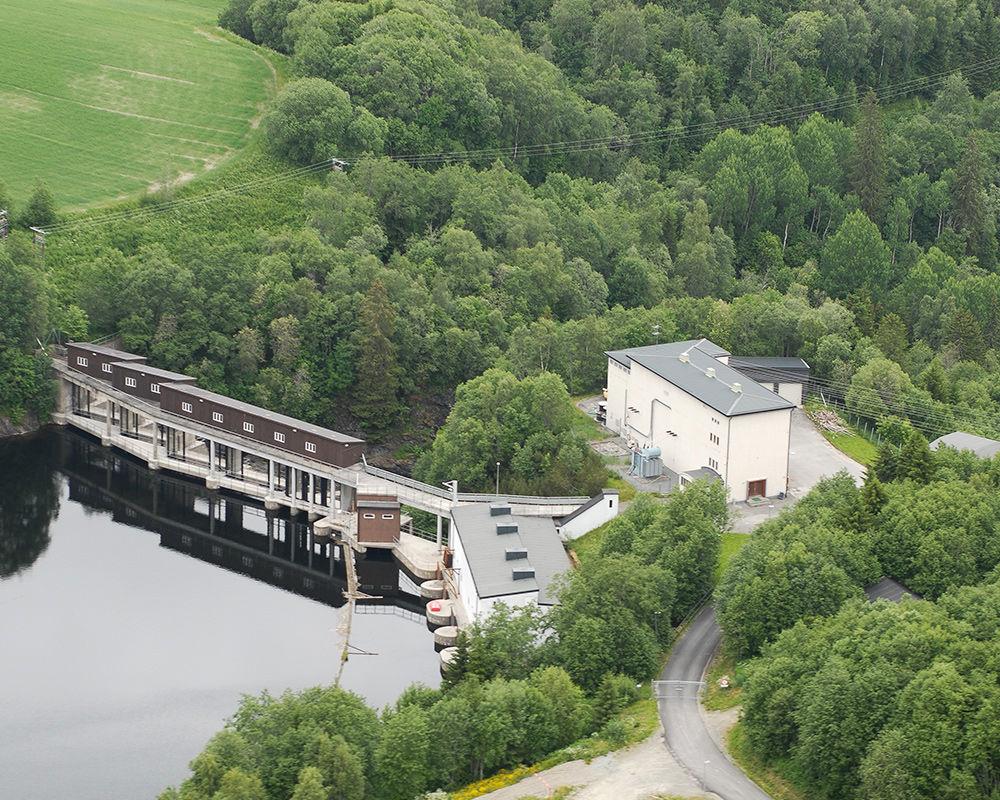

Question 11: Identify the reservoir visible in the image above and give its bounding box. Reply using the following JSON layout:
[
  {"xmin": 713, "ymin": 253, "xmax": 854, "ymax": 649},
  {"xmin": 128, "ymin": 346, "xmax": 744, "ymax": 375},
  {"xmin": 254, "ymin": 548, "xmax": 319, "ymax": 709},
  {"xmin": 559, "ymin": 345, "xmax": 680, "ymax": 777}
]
[{"xmin": 0, "ymin": 429, "xmax": 440, "ymax": 800}]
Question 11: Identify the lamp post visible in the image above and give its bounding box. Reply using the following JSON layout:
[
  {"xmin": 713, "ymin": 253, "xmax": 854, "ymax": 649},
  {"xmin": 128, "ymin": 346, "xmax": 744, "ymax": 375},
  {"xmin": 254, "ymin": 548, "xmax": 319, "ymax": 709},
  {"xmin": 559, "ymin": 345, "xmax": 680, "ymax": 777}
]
[
  {"xmin": 495, "ymin": 461, "xmax": 501, "ymax": 496},
  {"xmin": 653, "ymin": 610, "xmax": 662, "ymax": 640}
]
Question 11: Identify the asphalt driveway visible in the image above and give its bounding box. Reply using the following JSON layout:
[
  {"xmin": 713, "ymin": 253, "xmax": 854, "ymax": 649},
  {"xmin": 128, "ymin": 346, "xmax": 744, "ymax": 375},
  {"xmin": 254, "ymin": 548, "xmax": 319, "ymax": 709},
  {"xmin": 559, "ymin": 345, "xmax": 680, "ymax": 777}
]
[
  {"xmin": 732, "ymin": 408, "xmax": 866, "ymax": 532},
  {"xmin": 657, "ymin": 605, "xmax": 772, "ymax": 800}
]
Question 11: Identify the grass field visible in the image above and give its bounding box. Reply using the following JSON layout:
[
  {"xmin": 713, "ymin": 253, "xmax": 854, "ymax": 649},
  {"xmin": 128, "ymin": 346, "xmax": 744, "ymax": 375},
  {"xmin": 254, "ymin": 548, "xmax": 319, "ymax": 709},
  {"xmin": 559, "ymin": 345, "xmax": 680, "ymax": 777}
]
[{"xmin": 0, "ymin": 0, "xmax": 276, "ymax": 210}]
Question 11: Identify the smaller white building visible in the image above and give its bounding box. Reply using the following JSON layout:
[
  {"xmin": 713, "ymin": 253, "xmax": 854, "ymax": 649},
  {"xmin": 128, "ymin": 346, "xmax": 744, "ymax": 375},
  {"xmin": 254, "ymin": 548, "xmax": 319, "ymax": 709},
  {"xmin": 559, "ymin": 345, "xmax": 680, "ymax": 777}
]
[
  {"xmin": 727, "ymin": 356, "xmax": 810, "ymax": 407},
  {"xmin": 450, "ymin": 503, "xmax": 572, "ymax": 621},
  {"xmin": 554, "ymin": 490, "xmax": 619, "ymax": 540},
  {"xmin": 605, "ymin": 339, "xmax": 794, "ymax": 502}
]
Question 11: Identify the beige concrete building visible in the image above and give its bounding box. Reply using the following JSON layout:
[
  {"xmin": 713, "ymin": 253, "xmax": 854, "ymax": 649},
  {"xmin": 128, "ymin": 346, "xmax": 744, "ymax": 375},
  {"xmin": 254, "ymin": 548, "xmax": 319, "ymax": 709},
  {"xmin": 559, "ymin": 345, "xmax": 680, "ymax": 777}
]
[{"xmin": 605, "ymin": 339, "xmax": 794, "ymax": 502}]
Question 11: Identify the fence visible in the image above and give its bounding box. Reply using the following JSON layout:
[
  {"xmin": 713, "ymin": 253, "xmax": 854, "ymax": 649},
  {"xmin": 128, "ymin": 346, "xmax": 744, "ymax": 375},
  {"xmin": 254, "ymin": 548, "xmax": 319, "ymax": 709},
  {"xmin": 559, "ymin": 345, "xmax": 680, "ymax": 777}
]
[{"xmin": 810, "ymin": 389, "xmax": 885, "ymax": 447}]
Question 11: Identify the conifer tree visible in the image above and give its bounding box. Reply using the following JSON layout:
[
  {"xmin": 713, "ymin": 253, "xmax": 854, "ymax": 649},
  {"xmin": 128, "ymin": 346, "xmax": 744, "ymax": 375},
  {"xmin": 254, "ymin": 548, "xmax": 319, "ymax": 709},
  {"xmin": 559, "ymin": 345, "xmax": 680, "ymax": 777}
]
[
  {"xmin": 951, "ymin": 135, "xmax": 996, "ymax": 267},
  {"xmin": 352, "ymin": 279, "xmax": 401, "ymax": 435},
  {"xmin": 442, "ymin": 632, "xmax": 470, "ymax": 689},
  {"xmin": 860, "ymin": 472, "xmax": 887, "ymax": 525},
  {"xmin": 17, "ymin": 183, "xmax": 57, "ymax": 230},
  {"xmin": 874, "ymin": 439, "xmax": 900, "ymax": 483},
  {"xmin": 946, "ymin": 307, "xmax": 986, "ymax": 363},
  {"xmin": 850, "ymin": 91, "xmax": 887, "ymax": 224},
  {"xmin": 897, "ymin": 429, "xmax": 932, "ymax": 484}
]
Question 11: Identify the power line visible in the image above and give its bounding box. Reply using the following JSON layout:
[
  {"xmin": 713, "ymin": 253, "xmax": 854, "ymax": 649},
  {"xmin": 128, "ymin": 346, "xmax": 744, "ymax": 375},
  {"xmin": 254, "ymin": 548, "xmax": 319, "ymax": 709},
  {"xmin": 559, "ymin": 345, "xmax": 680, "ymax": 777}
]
[
  {"xmin": 43, "ymin": 55, "xmax": 1000, "ymax": 235},
  {"xmin": 744, "ymin": 365, "xmax": 1000, "ymax": 433}
]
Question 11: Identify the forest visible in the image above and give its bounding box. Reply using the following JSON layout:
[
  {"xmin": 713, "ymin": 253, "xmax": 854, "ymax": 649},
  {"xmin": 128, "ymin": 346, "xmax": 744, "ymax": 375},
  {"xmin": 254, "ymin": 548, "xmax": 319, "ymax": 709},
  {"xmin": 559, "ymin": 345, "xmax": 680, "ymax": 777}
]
[
  {"xmin": 716, "ymin": 436, "xmax": 1000, "ymax": 800},
  {"xmin": 0, "ymin": 0, "xmax": 996, "ymax": 489}
]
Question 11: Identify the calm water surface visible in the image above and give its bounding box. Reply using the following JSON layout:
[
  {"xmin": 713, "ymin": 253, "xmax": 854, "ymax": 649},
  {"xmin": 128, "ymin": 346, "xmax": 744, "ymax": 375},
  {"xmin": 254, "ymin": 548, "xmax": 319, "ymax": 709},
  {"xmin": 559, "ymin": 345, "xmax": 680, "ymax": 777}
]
[{"xmin": 0, "ymin": 430, "xmax": 439, "ymax": 800}]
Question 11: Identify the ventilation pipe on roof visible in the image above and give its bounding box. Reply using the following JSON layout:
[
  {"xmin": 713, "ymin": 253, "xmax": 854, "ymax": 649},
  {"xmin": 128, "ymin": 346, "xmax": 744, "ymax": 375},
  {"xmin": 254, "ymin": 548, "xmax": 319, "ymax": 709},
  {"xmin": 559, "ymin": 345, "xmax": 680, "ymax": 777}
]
[
  {"xmin": 706, "ymin": 367, "xmax": 716, "ymax": 378},
  {"xmin": 731, "ymin": 382, "xmax": 742, "ymax": 393},
  {"xmin": 679, "ymin": 352, "xmax": 690, "ymax": 363}
]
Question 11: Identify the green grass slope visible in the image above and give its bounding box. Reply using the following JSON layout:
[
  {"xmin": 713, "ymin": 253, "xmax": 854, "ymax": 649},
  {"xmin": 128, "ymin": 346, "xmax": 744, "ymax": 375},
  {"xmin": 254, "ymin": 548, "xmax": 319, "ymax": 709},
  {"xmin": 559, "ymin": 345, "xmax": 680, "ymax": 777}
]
[{"xmin": 0, "ymin": 0, "xmax": 275, "ymax": 209}]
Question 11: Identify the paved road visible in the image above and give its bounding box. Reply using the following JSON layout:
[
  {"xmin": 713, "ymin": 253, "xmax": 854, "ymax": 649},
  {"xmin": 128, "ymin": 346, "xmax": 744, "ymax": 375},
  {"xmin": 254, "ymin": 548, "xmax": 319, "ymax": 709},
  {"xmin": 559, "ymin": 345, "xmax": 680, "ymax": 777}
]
[
  {"xmin": 733, "ymin": 408, "xmax": 866, "ymax": 531},
  {"xmin": 658, "ymin": 605, "xmax": 772, "ymax": 800}
]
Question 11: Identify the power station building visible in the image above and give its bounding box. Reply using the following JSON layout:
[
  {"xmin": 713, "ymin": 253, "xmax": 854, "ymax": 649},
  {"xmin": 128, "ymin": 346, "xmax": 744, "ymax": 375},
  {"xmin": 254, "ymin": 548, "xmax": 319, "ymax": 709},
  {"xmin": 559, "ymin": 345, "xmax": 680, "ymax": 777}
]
[{"xmin": 605, "ymin": 339, "xmax": 794, "ymax": 502}]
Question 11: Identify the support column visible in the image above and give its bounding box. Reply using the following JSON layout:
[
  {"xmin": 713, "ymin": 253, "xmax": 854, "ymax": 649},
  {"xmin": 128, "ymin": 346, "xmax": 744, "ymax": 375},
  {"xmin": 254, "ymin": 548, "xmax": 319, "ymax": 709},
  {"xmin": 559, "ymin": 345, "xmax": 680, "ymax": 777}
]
[
  {"xmin": 206, "ymin": 440, "xmax": 220, "ymax": 490},
  {"xmin": 436, "ymin": 514, "xmax": 443, "ymax": 547},
  {"xmin": 149, "ymin": 424, "xmax": 161, "ymax": 470},
  {"xmin": 265, "ymin": 460, "xmax": 280, "ymax": 510},
  {"xmin": 341, "ymin": 483, "xmax": 356, "ymax": 512},
  {"xmin": 103, "ymin": 398, "xmax": 112, "ymax": 445}
]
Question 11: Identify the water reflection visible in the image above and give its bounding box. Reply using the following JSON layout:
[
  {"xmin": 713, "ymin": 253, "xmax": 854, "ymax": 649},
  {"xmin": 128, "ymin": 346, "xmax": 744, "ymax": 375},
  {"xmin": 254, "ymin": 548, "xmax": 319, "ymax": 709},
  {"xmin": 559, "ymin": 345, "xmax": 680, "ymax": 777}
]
[
  {"xmin": 0, "ymin": 432, "xmax": 60, "ymax": 578},
  {"xmin": 58, "ymin": 431, "xmax": 424, "ymax": 613},
  {"xmin": 0, "ymin": 429, "xmax": 439, "ymax": 800}
]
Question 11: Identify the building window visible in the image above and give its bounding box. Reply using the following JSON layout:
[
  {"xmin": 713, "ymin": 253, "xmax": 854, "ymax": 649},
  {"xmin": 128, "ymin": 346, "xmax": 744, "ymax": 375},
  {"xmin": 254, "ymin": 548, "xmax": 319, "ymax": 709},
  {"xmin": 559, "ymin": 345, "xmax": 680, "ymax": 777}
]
[
  {"xmin": 102, "ymin": 363, "xmax": 112, "ymax": 374},
  {"xmin": 125, "ymin": 376, "xmax": 137, "ymax": 388},
  {"xmin": 363, "ymin": 513, "xmax": 376, "ymax": 519},
  {"xmin": 709, "ymin": 457, "xmax": 718, "ymax": 470},
  {"xmin": 212, "ymin": 411, "xmax": 224, "ymax": 423},
  {"xmin": 77, "ymin": 356, "xmax": 88, "ymax": 367},
  {"xmin": 381, "ymin": 513, "xmax": 394, "ymax": 520},
  {"xmin": 181, "ymin": 402, "xmax": 193, "ymax": 413},
  {"xmin": 304, "ymin": 441, "xmax": 317, "ymax": 453},
  {"xmin": 243, "ymin": 421, "xmax": 254, "ymax": 433},
  {"xmin": 150, "ymin": 383, "xmax": 160, "ymax": 395},
  {"xmin": 274, "ymin": 431, "xmax": 285, "ymax": 444},
  {"xmin": 709, "ymin": 432, "xmax": 720, "ymax": 445}
]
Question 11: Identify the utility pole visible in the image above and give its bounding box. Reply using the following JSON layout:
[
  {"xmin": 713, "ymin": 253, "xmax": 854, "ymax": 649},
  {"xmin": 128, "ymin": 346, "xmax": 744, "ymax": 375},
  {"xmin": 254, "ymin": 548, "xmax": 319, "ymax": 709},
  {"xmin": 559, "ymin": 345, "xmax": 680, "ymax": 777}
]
[{"xmin": 29, "ymin": 226, "xmax": 46, "ymax": 256}]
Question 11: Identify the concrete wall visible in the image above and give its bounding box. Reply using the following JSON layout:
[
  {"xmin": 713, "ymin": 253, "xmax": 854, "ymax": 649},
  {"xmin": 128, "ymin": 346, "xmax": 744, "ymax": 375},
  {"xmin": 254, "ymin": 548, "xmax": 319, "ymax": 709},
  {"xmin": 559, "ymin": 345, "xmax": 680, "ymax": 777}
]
[
  {"xmin": 450, "ymin": 524, "xmax": 537, "ymax": 620},
  {"xmin": 556, "ymin": 492, "xmax": 620, "ymax": 540},
  {"xmin": 727, "ymin": 408, "xmax": 792, "ymax": 501},
  {"xmin": 605, "ymin": 357, "xmax": 791, "ymax": 502},
  {"xmin": 605, "ymin": 358, "xmax": 630, "ymax": 436},
  {"xmin": 777, "ymin": 382, "xmax": 803, "ymax": 407}
]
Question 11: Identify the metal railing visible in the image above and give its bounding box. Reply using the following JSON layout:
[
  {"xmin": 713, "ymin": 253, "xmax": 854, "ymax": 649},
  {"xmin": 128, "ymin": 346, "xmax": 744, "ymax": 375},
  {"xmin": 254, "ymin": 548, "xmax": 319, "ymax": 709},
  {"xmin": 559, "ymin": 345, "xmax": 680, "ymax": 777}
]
[
  {"xmin": 362, "ymin": 461, "xmax": 453, "ymax": 499},
  {"xmin": 361, "ymin": 456, "xmax": 589, "ymax": 506}
]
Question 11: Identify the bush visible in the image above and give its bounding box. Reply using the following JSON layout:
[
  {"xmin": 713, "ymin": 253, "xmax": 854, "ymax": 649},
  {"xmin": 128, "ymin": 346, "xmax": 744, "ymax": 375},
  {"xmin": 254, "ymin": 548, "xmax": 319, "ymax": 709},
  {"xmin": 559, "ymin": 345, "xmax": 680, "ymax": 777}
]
[{"xmin": 592, "ymin": 673, "xmax": 640, "ymax": 726}]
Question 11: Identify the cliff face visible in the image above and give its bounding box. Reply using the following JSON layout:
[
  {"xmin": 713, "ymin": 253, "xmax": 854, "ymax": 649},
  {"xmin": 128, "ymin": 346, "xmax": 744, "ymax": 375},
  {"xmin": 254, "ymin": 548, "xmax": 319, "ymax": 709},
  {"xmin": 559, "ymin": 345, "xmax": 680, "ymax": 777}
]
[{"xmin": 0, "ymin": 414, "xmax": 43, "ymax": 439}]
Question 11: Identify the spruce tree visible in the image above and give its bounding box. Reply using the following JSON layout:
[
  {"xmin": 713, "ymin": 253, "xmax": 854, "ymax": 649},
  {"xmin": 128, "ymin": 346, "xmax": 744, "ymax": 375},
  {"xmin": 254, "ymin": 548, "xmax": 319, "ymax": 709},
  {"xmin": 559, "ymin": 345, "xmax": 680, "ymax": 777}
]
[
  {"xmin": 919, "ymin": 358, "xmax": 950, "ymax": 402},
  {"xmin": 351, "ymin": 279, "xmax": 401, "ymax": 435},
  {"xmin": 897, "ymin": 430, "xmax": 932, "ymax": 484},
  {"xmin": 874, "ymin": 440, "xmax": 899, "ymax": 483},
  {"xmin": 442, "ymin": 632, "xmax": 470, "ymax": 689},
  {"xmin": 860, "ymin": 472, "xmax": 888, "ymax": 524},
  {"xmin": 946, "ymin": 307, "xmax": 986, "ymax": 363},
  {"xmin": 850, "ymin": 91, "xmax": 888, "ymax": 224},
  {"xmin": 17, "ymin": 183, "xmax": 57, "ymax": 229},
  {"xmin": 951, "ymin": 136, "xmax": 995, "ymax": 267}
]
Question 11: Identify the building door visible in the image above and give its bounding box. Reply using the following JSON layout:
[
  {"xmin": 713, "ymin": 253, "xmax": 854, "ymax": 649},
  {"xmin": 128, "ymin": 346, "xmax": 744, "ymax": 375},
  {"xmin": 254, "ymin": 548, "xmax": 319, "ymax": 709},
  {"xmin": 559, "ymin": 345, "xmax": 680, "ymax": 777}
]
[{"xmin": 747, "ymin": 479, "xmax": 767, "ymax": 498}]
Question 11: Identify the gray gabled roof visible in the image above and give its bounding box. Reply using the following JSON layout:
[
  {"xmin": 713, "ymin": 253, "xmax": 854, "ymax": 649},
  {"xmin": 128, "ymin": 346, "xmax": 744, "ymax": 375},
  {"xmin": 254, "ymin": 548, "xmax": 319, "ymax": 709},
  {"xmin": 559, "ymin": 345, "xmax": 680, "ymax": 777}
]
[
  {"xmin": 451, "ymin": 505, "xmax": 571, "ymax": 604},
  {"xmin": 607, "ymin": 339, "xmax": 794, "ymax": 417},
  {"xmin": 930, "ymin": 431, "xmax": 1000, "ymax": 459},
  {"xmin": 728, "ymin": 356, "xmax": 810, "ymax": 384}
]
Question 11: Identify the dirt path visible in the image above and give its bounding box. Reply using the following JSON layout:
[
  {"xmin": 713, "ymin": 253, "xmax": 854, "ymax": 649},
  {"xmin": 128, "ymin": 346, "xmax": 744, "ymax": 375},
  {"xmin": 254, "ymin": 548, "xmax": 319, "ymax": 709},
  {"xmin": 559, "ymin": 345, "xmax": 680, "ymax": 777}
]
[{"xmin": 475, "ymin": 731, "xmax": 706, "ymax": 800}]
